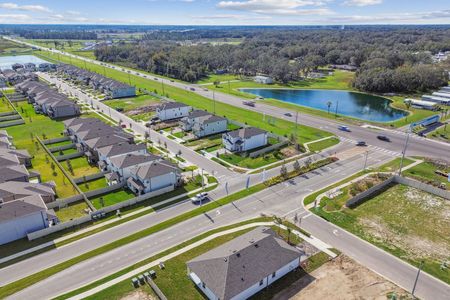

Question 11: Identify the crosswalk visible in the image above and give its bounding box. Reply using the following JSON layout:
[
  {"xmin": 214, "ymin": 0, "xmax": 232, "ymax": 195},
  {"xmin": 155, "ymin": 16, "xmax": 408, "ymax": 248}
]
[{"xmin": 339, "ymin": 136, "xmax": 402, "ymax": 157}]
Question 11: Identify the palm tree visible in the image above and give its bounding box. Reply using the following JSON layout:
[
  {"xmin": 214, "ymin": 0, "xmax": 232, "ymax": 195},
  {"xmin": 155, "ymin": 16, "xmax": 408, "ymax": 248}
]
[{"xmin": 326, "ymin": 101, "xmax": 332, "ymax": 114}]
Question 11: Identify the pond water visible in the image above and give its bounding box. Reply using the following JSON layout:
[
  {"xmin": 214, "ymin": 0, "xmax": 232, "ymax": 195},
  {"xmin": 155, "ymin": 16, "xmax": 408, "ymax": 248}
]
[
  {"xmin": 240, "ymin": 88, "xmax": 407, "ymax": 122},
  {"xmin": 0, "ymin": 55, "xmax": 50, "ymax": 70}
]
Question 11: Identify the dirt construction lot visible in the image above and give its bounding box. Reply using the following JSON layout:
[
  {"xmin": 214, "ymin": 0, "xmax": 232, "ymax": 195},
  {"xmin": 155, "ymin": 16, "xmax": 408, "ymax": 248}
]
[{"xmin": 274, "ymin": 255, "xmax": 410, "ymax": 300}]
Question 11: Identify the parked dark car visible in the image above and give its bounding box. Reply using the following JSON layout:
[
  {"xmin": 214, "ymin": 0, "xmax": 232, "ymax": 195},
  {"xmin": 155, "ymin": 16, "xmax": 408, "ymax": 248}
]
[
  {"xmin": 115, "ymin": 107, "xmax": 124, "ymax": 112},
  {"xmin": 377, "ymin": 135, "xmax": 391, "ymax": 142}
]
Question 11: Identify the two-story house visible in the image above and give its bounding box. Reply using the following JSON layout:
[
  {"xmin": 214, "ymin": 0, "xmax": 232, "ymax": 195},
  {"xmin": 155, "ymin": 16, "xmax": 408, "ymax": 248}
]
[
  {"xmin": 192, "ymin": 115, "xmax": 228, "ymax": 138},
  {"xmin": 222, "ymin": 127, "xmax": 268, "ymax": 152},
  {"xmin": 127, "ymin": 161, "xmax": 181, "ymax": 195},
  {"xmin": 156, "ymin": 102, "xmax": 191, "ymax": 121}
]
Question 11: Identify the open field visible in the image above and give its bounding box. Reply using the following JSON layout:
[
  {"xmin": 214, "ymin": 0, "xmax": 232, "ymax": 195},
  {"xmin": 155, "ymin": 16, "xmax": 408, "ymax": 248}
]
[
  {"xmin": 0, "ymin": 38, "xmax": 32, "ymax": 56},
  {"xmin": 33, "ymin": 50, "xmax": 334, "ymax": 145},
  {"xmin": 102, "ymin": 94, "xmax": 160, "ymax": 120},
  {"xmin": 30, "ymin": 39, "xmax": 96, "ymax": 59},
  {"xmin": 273, "ymin": 255, "xmax": 409, "ymax": 300},
  {"xmin": 315, "ymin": 183, "xmax": 450, "ymax": 284},
  {"xmin": 4, "ymin": 101, "xmax": 78, "ymax": 198}
]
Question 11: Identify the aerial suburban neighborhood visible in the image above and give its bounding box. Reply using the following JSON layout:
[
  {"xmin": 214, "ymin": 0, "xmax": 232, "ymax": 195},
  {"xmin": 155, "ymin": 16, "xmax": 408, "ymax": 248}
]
[{"xmin": 0, "ymin": 3, "xmax": 449, "ymax": 300}]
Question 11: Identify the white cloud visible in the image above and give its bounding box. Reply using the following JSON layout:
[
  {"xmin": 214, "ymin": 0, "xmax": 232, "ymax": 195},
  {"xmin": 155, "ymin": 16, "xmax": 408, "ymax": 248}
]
[
  {"xmin": 0, "ymin": 2, "xmax": 51, "ymax": 12},
  {"xmin": 327, "ymin": 9, "xmax": 450, "ymax": 23},
  {"xmin": 217, "ymin": 0, "xmax": 333, "ymax": 15},
  {"xmin": 343, "ymin": 0, "xmax": 382, "ymax": 6}
]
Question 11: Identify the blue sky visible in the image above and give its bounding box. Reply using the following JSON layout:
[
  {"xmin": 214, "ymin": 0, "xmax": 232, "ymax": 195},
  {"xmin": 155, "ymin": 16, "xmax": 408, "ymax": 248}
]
[{"xmin": 0, "ymin": 0, "xmax": 449, "ymax": 25}]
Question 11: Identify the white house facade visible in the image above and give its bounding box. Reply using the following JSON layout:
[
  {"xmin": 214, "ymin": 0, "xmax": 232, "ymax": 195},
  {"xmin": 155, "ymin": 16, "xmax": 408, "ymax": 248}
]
[
  {"xmin": 192, "ymin": 115, "xmax": 228, "ymax": 138},
  {"xmin": 156, "ymin": 102, "xmax": 191, "ymax": 121},
  {"xmin": 254, "ymin": 76, "xmax": 273, "ymax": 84},
  {"xmin": 222, "ymin": 127, "xmax": 268, "ymax": 152}
]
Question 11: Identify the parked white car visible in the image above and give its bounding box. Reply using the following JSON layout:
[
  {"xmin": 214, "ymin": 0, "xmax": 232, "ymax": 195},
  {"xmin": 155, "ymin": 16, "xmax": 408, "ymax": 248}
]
[{"xmin": 190, "ymin": 192, "xmax": 208, "ymax": 203}]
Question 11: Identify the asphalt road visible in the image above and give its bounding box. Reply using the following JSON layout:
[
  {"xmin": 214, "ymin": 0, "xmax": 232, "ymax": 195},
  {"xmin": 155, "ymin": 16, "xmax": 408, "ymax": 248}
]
[
  {"xmin": 0, "ymin": 140, "xmax": 355, "ymax": 286},
  {"xmin": 7, "ymin": 150, "xmax": 401, "ymax": 300}
]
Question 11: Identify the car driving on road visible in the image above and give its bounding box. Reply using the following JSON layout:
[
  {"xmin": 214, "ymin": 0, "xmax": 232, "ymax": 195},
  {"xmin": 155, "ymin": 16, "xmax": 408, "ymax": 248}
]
[
  {"xmin": 338, "ymin": 125, "xmax": 351, "ymax": 132},
  {"xmin": 190, "ymin": 192, "xmax": 208, "ymax": 203},
  {"xmin": 377, "ymin": 135, "xmax": 391, "ymax": 142}
]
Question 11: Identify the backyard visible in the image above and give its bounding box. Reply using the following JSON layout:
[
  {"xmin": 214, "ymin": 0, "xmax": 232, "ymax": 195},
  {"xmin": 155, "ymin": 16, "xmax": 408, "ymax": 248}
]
[
  {"xmin": 102, "ymin": 94, "xmax": 160, "ymax": 121},
  {"xmin": 62, "ymin": 156, "xmax": 100, "ymax": 178},
  {"xmin": 314, "ymin": 183, "xmax": 450, "ymax": 284},
  {"xmin": 3, "ymin": 100, "xmax": 79, "ymax": 198}
]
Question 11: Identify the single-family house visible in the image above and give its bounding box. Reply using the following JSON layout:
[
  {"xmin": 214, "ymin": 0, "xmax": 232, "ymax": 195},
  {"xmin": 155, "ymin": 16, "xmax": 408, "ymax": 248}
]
[
  {"xmin": 187, "ymin": 226, "xmax": 302, "ymax": 300},
  {"xmin": 254, "ymin": 76, "xmax": 273, "ymax": 84},
  {"xmin": 180, "ymin": 110, "xmax": 212, "ymax": 131},
  {"xmin": 156, "ymin": 102, "xmax": 191, "ymax": 121},
  {"xmin": 0, "ymin": 149, "xmax": 32, "ymax": 167},
  {"xmin": 83, "ymin": 134, "xmax": 134, "ymax": 163},
  {"xmin": 38, "ymin": 63, "xmax": 56, "ymax": 72},
  {"xmin": 0, "ymin": 181, "xmax": 56, "ymax": 204},
  {"xmin": 127, "ymin": 161, "xmax": 181, "ymax": 195},
  {"xmin": 0, "ymin": 195, "xmax": 54, "ymax": 245},
  {"xmin": 0, "ymin": 74, "xmax": 6, "ymax": 88},
  {"xmin": 24, "ymin": 63, "xmax": 36, "ymax": 72},
  {"xmin": 0, "ymin": 165, "xmax": 31, "ymax": 183},
  {"xmin": 11, "ymin": 63, "xmax": 24, "ymax": 71},
  {"xmin": 107, "ymin": 153, "xmax": 160, "ymax": 184},
  {"xmin": 222, "ymin": 127, "xmax": 268, "ymax": 152},
  {"xmin": 97, "ymin": 142, "xmax": 147, "ymax": 171},
  {"xmin": 192, "ymin": 114, "xmax": 228, "ymax": 138}
]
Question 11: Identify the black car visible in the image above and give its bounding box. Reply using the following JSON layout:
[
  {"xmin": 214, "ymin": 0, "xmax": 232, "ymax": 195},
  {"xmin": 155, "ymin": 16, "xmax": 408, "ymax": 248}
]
[
  {"xmin": 377, "ymin": 135, "xmax": 391, "ymax": 142},
  {"xmin": 356, "ymin": 141, "xmax": 367, "ymax": 146}
]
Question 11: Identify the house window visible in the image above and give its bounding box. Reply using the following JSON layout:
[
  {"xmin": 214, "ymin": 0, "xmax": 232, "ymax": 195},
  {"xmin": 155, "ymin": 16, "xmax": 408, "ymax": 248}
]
[
  {"xmin": 272, "ymin": 272, "xmax": 276, "ymax": 278},
  {"xmin": 259, "ymin": 279, "xmax": 264, "ymax": 286}
]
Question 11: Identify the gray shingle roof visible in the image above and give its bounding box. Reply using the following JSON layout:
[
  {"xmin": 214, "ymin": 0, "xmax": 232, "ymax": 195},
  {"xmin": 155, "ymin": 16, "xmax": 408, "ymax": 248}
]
[
  {"xmin": 0, "ymin": 195, "xmax": 47, "ymax": 223},
  {"xmin": 226, "ymin": 127, "xmax": 267, "ymax": 139},
  {"xmin": 158, "ymin": 101, "xmax": 190, "ymax": 111},
  {"xmin": 187, "ymin": 227, "xmax": 302, "ymax": 300},
  {"xmin": 110, "ymin": 153, "xmax": 160, "ymax": 169},
  {"xmin": 198, "ymin": 114, "xmax": 227, "ymax": 125},
  {"xmin": 187, "ymin": 110, "xmax": 211, "ymax": 119},
  {"xmin": 0, "ymin": 165, "xmax": 29, "ymax": 183},
  {"xmin": 130, "ymin": 160, "xmax": 179, "ymax": 180},
  {"xmin": 0, "ymin": 181, "xmax": 55, "ymax": 202},
  {"xmin": 97, "ymin": 142, "xmax": 146, "ymax": 158}
]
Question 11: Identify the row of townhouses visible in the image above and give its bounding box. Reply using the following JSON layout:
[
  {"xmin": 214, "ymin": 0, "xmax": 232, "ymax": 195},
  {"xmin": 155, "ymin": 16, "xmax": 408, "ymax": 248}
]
[
  {"xmin": 0, "ymin": 130, "xmax": 58, "ymax": 245},
  {"xmin": 63, "ymin": 117, "xmax": 181, "ymax": 196},
  {"xmin": 15, "ymin": 79, "xmax": 80, "ymax": 119},
  {"xmin": 11, "ymin": 62, "xmax": 56, "ymax": 72},
  {"xmin": 0, "ymin": 68, "xmax": 38, "ymax": 86},
  {"xmin": 56, "ymin": 64, "xmax": 136, "ymax": 99},
  {"xmin": 156, "ymin": 101, "xmax": 269, "ymax": 152}
]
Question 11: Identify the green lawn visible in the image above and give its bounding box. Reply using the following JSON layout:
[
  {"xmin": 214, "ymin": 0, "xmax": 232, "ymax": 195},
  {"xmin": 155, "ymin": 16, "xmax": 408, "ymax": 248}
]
[
  {"xmin": 33, "ymin": 50, "xmax": 333, "ymax": 145},
  {"xmin": 403, "ymin": 160, "xmax": 450, "ymax": 189},
  {"xmin": 103, "ymin": 94, "xmax": 160, "ymax": 112},
  {"xmin": 185, "ymin": 134, "xmax": 223, "ymax": 150},
  {"xmin": 63, "ymin": 156, "xmax": 99, "ymax": 178},
  {"xmin": 90, "ymin": 189, "xmax": 135, "ymax": 209},
  {"xmin": 219, "ymin": 149, "xmax": 286, "ymax": 169},
  {"xmin": 307, "ymin": 137, "xmax": 340, "ymax": 152},
  {"xmin": 78, "ymin": 177, "xmax": 108, "ymax": 193},
  {"xmin": 4, "ymin": 101, "xmax": 78, "ymax": 198},
  {"xmin": 0, "ymin": 97, "xmax": 13, "ymax": 113},
  {"xmin": 314, "ymin": 183, "xmax": 450, "ymax": 284},
  {"xmin": 54, "ymin": 201, "xmax": 90, "ymax": 222},
  {"xmin": 196, "ymin": 73, "xmax": 241, "ymax": 84}
]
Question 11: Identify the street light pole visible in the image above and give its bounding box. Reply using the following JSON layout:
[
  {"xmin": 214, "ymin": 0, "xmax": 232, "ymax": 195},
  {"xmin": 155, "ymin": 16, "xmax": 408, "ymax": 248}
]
[
  {"xmin": 399, "ymin": 128, "xmax": 411, "ymax": 175},
  {"xmin": 213, "ymin": 90, "xmax": 216, "ymax": 114},
  {"xmin": 363, "ymin": 150, "xmax": 369, "ymax": 171},
  {"xmin": 412, "ymin": 261, "xmax": 424, "ymax": 297}
]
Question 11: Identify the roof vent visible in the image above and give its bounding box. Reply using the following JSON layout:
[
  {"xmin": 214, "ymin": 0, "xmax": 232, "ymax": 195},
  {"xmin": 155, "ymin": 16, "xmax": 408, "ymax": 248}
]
[
  {"xmin": 254, "ymin": 244, "xmax": 259, "ymax": 248},
  {"xmin": 224, "ymin": 258, "xmax": 227, "ymax": 262},
  {"xmin": 236, "ymin": 253, "xmax": 241, "ymax": 258},
  {"xmin": 241, "ymin": 277, "xmax": 244, "ymax": 281}
]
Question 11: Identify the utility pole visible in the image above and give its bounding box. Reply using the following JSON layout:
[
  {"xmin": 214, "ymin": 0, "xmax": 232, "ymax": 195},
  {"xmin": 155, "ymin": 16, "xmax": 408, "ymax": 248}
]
[
  {"xmin": 295, "ymin": 111, "xmax": 299, "ymax": 132},
  {"xmin": 412, "ymin": 261, "xmax": 424, "ymax": 297},
  {"xmin": 213, "ymin": 90, "xmax": 216, "ymax": 114},
  {"xmin": 398, "ymin": 128, "xmax": 411, "ymax": 175},
  {"xmin": 335, "ymin": 100, "xmax": 339, "ymax": 118},
  {"xmin": 161, "ymin": 80, "xmax": 165, "ymax": 96}
]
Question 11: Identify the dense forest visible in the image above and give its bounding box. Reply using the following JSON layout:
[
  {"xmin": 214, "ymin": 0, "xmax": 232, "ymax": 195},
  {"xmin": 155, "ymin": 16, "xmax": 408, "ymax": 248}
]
[{"xmin": 93, "ymin": 27, "xmax": 450, "ymax": 93}]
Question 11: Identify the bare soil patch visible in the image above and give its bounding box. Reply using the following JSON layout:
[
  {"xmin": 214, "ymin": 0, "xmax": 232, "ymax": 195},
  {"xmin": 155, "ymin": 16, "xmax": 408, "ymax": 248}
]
[
  {"xmin": 274, "ymin": 255, "xmax": 410, "ymax": 300},
  {"xmin": 120, "ymin": 289, "xmax": 156, "ymax": 300}
]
